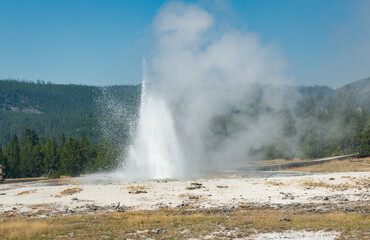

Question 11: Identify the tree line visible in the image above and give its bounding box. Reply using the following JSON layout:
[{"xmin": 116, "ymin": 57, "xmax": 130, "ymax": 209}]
[
  {"xmin": 212, "ymin": 83, "xmax": 370, "ymax": 161},
  {"xmin": 0, "ymin": 128, "xmax": 119, "ymax": 178},
  {"xmin": 263, "ymin": 84, "xmax": 370, "ymax": 160}
]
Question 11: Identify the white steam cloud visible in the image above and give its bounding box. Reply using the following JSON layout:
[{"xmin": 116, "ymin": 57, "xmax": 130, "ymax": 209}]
[{"xmin": 120, "ymin": 2, "xmax": 298, "ymax": 179}]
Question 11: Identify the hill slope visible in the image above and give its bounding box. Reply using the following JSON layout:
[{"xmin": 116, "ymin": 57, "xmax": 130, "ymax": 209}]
[
  {"xmin": 0, "ymin": 78, "xmax": 369, "ymax": 157},
  {"xmin": 0, "ymin": 80, "xmax": 141, "ymax": 145}
]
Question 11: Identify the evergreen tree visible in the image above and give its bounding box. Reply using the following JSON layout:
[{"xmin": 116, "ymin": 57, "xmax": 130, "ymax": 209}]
[
  {"xmin": 19, "ymin": 138, "xmax": 34, "ymax": 177},
  {"xmin": 19, "ymin": 128, "xmax": 39, "ymax": 177},
  {"xmin": 301, "ymin": 130, "xmax": 325, "ymax": 159},
  {"xmin": 59, "ymin": 133, "xmax": 66, "ymax": 148},
  {"xmin": 0, "ymin": 146, "xmax": 6, "ymax": 166},
  {"xmin": 20, "ymin": 128, "xmax": 39, "ymax": 146},
  {"xmin": 42, "ymin": 137, "xmax": 60, "ymax": 175},
  {"xmin": 360, "ymin": 120, "xmax": 370, "ymax": 152},
  {"xmin": 31, "ymin": 143, "xmax": 44, "ymax": 177},
  {"xmin": 3, "ymin": 135, "xmax": 20, "ymax": 178},
  {"xmin": 94, "ymin": 138, "xmax": 119, "ymax": 172},
  {"xmin": 60, "ymin": 137, "xmax": 84, "ymax": 177}
]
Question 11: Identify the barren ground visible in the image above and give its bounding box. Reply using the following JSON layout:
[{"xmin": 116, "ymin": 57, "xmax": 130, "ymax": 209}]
[{"xmin": 0, "ymin": 158, "xmax": 369, "ymax": 239}]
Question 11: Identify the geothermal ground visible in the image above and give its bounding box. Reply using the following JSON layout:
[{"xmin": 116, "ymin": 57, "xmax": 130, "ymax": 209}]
[{"xmin": 0, "ymin": 158, "xmax": 369, "ymax": 239}]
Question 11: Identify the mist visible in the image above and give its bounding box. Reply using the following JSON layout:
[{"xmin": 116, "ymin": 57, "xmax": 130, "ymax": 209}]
[{"xmin": 116, "ymin": 1, "xmax": 300, "ymax": 179}]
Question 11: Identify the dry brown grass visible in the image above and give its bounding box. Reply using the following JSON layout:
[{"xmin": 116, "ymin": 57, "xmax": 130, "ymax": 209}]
[
  {"xmin": 126, "ymin": 185, "xmax": 148, "ymax": 194},
  {"xmin": 287, "ymin": 158, "xmax": 370, "ymax": 173},
  {"xmin": 238, "ymin": 204, "xmax": 251, "ymax": 209},
  {"xmin": 0, "ymin": 209, "xmax": 368, "ymax": 239},
  {"xmin": 53, "ymin": 178, "xmax": 81, "ymax": 185},
  {"xmin": 349, "ymin": 176, "xmax": 370, "ymax": 189},
  {"xmin": 29, "ymin": 203, "xmax": 54, "ymax": 210},
  {"xmin": 16, "ymin": 189, "xmax": 37, "ymax": 195},
  {"xmin": 178, "ymin": 193, "xmax": 202, "ymax": 200},
  {"xmin": 0, "ymin": 220, "xmax": 55, "ymax": 239},
  {"xmin": 264, "ymin": 179, "xmax": 285, "ymax": 186},
  {"xmin": 297, "ymin": 177, "xmax": 369, "ymax": 191},
  {"xmin": 58, "ymin": 187, "xmax": 83, "ymax": 196}
]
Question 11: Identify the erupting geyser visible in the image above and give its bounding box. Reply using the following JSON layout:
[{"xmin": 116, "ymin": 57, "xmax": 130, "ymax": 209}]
[
  {"xmin": 108, "ymin": 1, "xmax": 295, "ymax": 180},
  {"xmin": 124, "ymin": 59, "xmax": 184, "ymax": 179}
]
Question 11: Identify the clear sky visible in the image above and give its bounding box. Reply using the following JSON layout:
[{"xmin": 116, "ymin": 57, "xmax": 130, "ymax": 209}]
[{"xmin": 0, "ymin": 0, "xmax": 369, "ymax": 87}]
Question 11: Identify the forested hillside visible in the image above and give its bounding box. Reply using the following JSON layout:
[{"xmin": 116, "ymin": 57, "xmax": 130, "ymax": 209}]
[
  {"xmin": 0, "ymin": 77, "xmax": 369, "ymax": 173},
  {"xmin": 266, "ymin": 78, "xmax": 370, "ymax": 159},
  {"xmin": 211, "ymin": 78, "xmax": 370, "ymax": 160},
  {"xmin": 0, "ymin": 79, "xmax": 141, "ymax": 145}
]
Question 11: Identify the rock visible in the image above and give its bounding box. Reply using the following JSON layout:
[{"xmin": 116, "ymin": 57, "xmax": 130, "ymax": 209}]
[
  {"xmin": 129, "ymin": 190, "xmax": 148, "ymax": 194},
  {"xmin": 279, "ymin": 217, "xmax": 291, "ymax": 222},
  {"xmin": 222, "ymin": 206, "xmax": 234, "ymax": 212},
  {"xmin": 323, "ymin": 196, "xmax": 329, "ymax": 201},
  {"xmin": 117, "ymin": 205, "xmax": 125, "ymax": 212},
  {"xmin": 86, "ymin": 204, "xmax": 97, "ymax": 211},
  {"xmin": 66, "ymin": 209, "xmax": 74, "ymax": 214},
  {"xmin": 281, "ymin": 192, "xmax": 294, "ymax": 200},
  {"xmin": 179, "ymin": 201, "xmax": 189, "ymax": 207},
  {"xmin": 223, "ymin": 207, "xmax": 231, "ymax": 212},
  {"xmin": 151, "ymin": 228, "xmax": 166, "ymax": 234},
  {"xmin": 71, "ymin": 197, "xmax": 78, "ymax": 201}
]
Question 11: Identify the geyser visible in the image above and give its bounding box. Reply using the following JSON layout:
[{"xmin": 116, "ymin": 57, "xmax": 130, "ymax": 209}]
[
  {"xmin": 124, "ymin": 59, "xmax": 184, "ymax": 179},
  {"xmin": 114, "ymin": 1, "xmax": 296, "ymax": 180}
]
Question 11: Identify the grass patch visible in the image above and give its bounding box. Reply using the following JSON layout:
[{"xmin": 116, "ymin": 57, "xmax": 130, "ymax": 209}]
[
  {"xmin": 126, "ymin": 185, "xmax": 148, "ymax": 194},
  {"xmin": 297, "ymin": 177, "xmax": 369, "ymax": 191},
  {"xmin": 286, "ymin": 158, "xmax": 370, "ymax": 173},
  {"xmin": 264, "ymin": 180, "xmax": 285, "ymax": 186},
  {"xmin": 0, "ymin": 220, "xmax": 55, "ymax": 239},
  {"xmin": 0, "ymin": 209, "xmax": 368, "ymax": 239},
  {"xmin": 178, "ymin": 193, "xmax": 202, "ymax": 200},
  {"xmin": 16, "ymin": 189, "xmax": 37, "ymax": 195},
  {"xmin": 58, "ymin": 187, "xmax": 83, "ymax": 196},
  {"xmin": 29, "ymin": 203, "xmax": 54, "ymax": 210}
]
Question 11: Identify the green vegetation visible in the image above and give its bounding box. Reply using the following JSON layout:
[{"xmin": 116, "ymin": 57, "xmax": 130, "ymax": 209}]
[
  {"xmin": 295, "ymin": 79, "xmax": 370, "ymax": 159},
  {"xmin": 0, "ymin": 79, "xmax": 140, "ymax": 146},
  {"xmin": 0, "ymin": 128, "xmax": 119, "ymax": 178},
  {"xmin": 0, "ymin": 78, "xmax": 369, "ymax": 177},
  {"xmin": 214, "ymin": 78, "xmax": 370, "ymax": 160}
]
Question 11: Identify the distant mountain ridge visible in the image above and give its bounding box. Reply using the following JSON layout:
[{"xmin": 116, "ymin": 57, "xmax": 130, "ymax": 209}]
[
  {"xmin": 0, "ymin": 80, "xmax": 140, "ymax": 113},
  {"xmin": 298, "ymin": 77, "xmax": 370, "ymax": 111}
]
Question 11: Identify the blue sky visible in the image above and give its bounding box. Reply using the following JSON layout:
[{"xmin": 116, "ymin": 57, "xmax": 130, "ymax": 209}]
[{"xmin": 0, "ymin": 0, "xmax": 369, "ymax": 87}]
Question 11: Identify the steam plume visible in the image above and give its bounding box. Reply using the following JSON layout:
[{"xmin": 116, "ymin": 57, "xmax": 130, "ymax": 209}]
[{"xmin": 121, "ymin": 1, "xmax": 297, "ymax": 179}]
